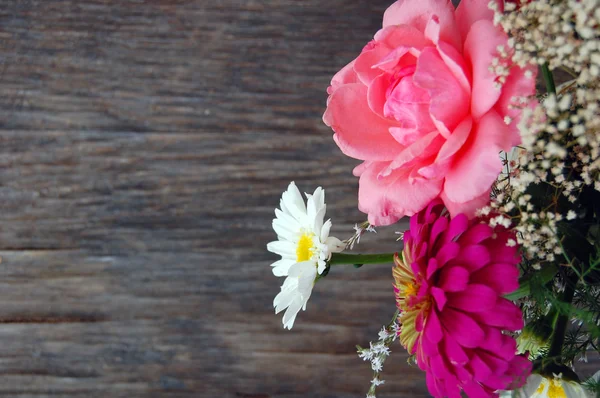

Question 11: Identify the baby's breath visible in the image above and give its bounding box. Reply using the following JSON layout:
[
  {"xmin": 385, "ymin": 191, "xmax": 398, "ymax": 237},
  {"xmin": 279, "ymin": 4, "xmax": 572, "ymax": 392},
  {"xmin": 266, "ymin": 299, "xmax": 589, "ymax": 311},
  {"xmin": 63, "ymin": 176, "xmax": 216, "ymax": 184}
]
[
  {"xmin": 489, "ymin": 0, "xmax": 600, "ymax": 267},
  {"xmin": 356, "ymin": 312, "xmax": 399, "ymax": 398}
]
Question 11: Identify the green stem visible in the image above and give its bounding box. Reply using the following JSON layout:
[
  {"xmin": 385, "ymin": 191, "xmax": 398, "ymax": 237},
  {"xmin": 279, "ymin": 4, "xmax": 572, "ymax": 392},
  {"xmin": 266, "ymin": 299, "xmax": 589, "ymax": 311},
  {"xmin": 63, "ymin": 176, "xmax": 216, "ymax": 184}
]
[
  {"xmin": 547, "ymin": 272, "xmax": 578, "ymax": 359},
  {"xmin": 542, "ymin": 63, "xmax": 556, "ymax": 95},
  {"xmin": 329, "ymin": 252, "xmax": 395, "ymax": 266}
]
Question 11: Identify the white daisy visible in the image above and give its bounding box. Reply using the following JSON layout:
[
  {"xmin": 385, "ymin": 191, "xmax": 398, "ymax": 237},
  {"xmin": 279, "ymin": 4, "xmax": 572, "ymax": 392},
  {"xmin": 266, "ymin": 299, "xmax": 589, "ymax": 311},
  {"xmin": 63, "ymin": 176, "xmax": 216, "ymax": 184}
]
[
  {"xmin": 510, "ymin": 373, "xmax": 596, "ymax": 398},
  {"xmin": 267, "ymin": 182, "xmax": 344, "ymax": 329}
]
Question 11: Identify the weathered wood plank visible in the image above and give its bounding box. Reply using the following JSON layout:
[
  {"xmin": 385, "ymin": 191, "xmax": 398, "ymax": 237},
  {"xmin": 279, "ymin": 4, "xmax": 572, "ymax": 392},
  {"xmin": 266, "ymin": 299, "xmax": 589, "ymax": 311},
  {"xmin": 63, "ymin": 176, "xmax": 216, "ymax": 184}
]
[{"xmin": 0, "ymin": 0, "xmax": 390, "ymax": 133}]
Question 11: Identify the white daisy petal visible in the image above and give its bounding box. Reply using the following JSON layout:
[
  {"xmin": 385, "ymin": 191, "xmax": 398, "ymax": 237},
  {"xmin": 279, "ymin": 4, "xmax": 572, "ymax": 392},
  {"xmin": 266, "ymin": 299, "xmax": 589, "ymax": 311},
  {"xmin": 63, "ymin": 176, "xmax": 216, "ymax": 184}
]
[
  {"xmin": 313, "ymin": 186, "xmax": 325, "ymax": 209},
  {"xmin": 279, "ymin": 197, "xmax": 293, "ymax": 217},
  {"xmin": 267, "ymin": 241, "xmax": 296, "ymax": 259},
  {"xmin": 313, "ymin": 206, "xmax": 326, "ymax": 237},
  {"xmin": 306, "ymin": 192, "xmax": 317, "ymax": 224},
  {"xmin": 282, "ymin": 296, "xmax": 304, "ymax": 329},
  {"xmin": 287, "ymin": 260, "xmax": 307, "ymax": 275},
  {"xmin": 282, "ymin": 182, "xmax": 307, "ymax": 223},
  {"xmin": 306, "ymin": 187, "xmax": 324, "ymax": 222},
  {"xmin": 562, "ymin": 381, "xmax": 591, "ymax": 398},
  {"xmin": 272, "ymin": 219, "xmax": 297, "ymax": 242},
  {"xmin": 320, "ymin": 219, "xmax": 332, "ymax": 242},
  {"xmin": 325, "ymin": 236, "xmax": 345, "ymax": 253},
  {"xmin": 274, "ymin": 288, "xmax": 296, "ymax": 313},
  {"xmin": 317, "ymin": 259, "xmax": 327, "ymax": 275},
  {"xmin": 297, "ymin": 264, "xmax": 317, "ymax": 294},
  {"xmin": 274, "ymin": 278, "xmax": 298, "ymax": 310},
  {"xmin": 275, "ymin": 208, "xmax": 301, "ymax": 230},
  {"xmin": 520, "ymin": 374, "xmax": 543, "ymax": 397},
  {"xmin": 270, "ymin": 259, "xmax": 296, "ymax": 277}
]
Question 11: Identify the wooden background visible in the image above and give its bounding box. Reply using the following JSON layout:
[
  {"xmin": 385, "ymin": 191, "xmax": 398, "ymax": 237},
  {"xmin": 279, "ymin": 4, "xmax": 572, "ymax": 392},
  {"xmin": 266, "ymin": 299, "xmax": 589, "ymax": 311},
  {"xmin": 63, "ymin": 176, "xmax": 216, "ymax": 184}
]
[
  {"xmin": 0, "ymin": 0, "xmax": 431, "ymax": 397},
  {"xmin": 0, "ymin": 1, "xmax": 597, "ymax": 397}
]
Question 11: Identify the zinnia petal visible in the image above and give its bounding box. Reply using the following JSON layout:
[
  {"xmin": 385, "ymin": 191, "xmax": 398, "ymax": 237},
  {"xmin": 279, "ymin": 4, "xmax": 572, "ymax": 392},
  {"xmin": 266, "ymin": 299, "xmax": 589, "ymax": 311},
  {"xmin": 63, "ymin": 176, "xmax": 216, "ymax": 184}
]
[{"xmin": 393, "ymin": 203, "xmax": 530, "ymax": 396}]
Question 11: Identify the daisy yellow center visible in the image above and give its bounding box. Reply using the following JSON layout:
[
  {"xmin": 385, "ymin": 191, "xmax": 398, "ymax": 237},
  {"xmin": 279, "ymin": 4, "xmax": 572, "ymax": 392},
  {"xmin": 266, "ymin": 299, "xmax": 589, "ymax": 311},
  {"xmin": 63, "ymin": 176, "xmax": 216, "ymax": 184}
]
[
  {"xmin": 537, "ymin": 380, "xmax": 567, "ymax": 398},
  {"xmin": 296, "ymin": 233, "xmax": 315, "ymax": 262}
]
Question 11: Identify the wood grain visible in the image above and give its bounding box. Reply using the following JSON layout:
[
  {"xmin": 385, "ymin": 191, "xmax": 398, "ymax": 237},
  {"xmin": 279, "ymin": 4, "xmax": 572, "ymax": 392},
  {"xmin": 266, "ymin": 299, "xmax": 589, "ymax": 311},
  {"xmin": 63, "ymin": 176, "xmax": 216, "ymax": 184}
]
[
  {"xmin": 0, "ymin": 1, "xmax": 430, "ymax": 397},
  {"xmin": 0, "ymin": 1, "xmax": 597, "ymax": 398}
]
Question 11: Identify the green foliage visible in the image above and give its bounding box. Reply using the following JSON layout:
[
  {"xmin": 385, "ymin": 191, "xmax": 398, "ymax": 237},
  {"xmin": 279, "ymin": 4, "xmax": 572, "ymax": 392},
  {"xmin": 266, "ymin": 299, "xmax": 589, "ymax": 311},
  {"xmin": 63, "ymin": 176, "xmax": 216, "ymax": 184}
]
[{"xmin": 582, "ymin": 378, "xmax": 600, "ymax": 396}]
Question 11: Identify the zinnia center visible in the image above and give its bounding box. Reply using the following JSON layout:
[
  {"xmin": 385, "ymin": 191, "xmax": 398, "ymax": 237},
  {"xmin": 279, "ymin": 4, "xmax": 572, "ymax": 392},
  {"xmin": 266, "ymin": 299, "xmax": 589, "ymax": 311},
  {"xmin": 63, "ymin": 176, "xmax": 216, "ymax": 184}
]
[
  {"xmin": 393, "ymin": 251, "xmax": 427, "ymax": 353},
  {"xmin": 296, "ymin": 233, "xmax": 315, "ymax": 262}
]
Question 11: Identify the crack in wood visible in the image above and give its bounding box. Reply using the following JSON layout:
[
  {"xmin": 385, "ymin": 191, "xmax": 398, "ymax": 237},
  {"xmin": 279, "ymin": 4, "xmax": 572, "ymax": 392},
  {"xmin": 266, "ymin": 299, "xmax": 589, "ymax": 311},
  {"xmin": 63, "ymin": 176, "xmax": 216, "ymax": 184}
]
[{"xmin": 0, "ymin": 314, "xmax": 107, "ymax": 323}]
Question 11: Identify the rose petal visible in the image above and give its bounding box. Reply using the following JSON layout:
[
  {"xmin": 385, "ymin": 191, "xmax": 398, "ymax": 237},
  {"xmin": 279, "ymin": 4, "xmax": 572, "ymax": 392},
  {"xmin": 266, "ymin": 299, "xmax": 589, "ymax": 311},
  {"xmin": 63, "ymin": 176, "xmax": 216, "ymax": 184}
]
[
  {"xmin": 327, "ymin": 60, "xmax": 359, "ymax": 94},
  {"xmin": 381, "ymin": 131, "xmax": 444, "ymax": 176},
  {"xmin": 437, "ymin": 40, "xmax": 471, "ymax": 93},
  {"xmin": 324, "ymin": 83, "xmax": 404, "ymax": 161},
  {"xmin": 374, "ymin": 24, "xmax": 430, "ymax": 51},
  {"xmin": 454, "ymin": 0, "xmax": 498, "ymax": 42},
  {"xmin": 418, "ymin": 116, "xmax": 473, "ymax": 180},
  {"xmin": 357, "ymin": 161, "xmax": 443, "ymax": 226},
  {"xmin": 368, "ymin": 74, "xmax": 392, "ymax": 119},
  {"xmin": 464, "ymin": 19, "xmax": 509, "ymax": 119},
  {"xmin": 495, "ymin": 64, "xmax": 537, "ymax": 141},
  {"xmin": 434, "ymin": 116, "xmax": 473, "ymax": 165},
  {"xmin": 354, "ymin": 43, "xmax": 391, "ymax": 86},
  {"xmin": 443, "ymin": 110, "xmax": 507, "ymax": 203},
  {"xmin": 413, "ymin": 47, "xmax": 470, "ymax": 137},
  {"xmin": 441, "ymin": 189, "xmax": 491, "ymax": 219},
  {"xmin": 383, "ymin": 0, "xmax": 461, "ymax": 50}
]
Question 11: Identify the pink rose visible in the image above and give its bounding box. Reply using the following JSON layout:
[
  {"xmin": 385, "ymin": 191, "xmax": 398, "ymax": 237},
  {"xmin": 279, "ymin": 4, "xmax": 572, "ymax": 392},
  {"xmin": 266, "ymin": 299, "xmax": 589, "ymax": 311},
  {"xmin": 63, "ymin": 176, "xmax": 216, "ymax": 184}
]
[{"xmin": 323, "ymin": 0, "xmax": 536, "ymax": 226}]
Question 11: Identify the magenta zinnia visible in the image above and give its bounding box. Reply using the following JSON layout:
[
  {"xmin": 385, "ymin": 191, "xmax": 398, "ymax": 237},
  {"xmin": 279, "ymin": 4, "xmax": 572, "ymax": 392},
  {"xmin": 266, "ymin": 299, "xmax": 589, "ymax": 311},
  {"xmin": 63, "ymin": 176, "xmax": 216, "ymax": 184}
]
[{"xmin": 393, "ymin": 201, "xmax": 531, "ymax": 397}]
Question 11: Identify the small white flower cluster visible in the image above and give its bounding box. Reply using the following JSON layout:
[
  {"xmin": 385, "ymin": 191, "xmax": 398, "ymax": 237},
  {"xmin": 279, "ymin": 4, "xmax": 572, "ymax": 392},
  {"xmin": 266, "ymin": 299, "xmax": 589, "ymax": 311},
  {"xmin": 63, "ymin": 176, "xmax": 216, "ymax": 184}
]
[
  {"xmin": 346, "ymin": 221, "xmax": 376, "ymax": 250},
  {"xmin": 485, "ymin": 0, "xmax": 600, "ymax": 268},
  {"xmin": 489, "ymin": 43, "xmax": 514, "ymax": 89},
  {"xmin": 500, "ymin": 0, "xmax": 600, "ymax": 73},
  {"xmin": 357, "ymin": 321, "xmax": 400, "ymax": 398}
]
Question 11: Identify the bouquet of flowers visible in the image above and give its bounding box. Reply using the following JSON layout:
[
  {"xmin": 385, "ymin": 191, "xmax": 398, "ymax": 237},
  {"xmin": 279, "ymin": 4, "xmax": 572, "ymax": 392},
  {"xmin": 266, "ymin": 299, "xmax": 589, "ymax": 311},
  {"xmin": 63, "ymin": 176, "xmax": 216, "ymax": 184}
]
[{"xmin": 266, "ymin": 0, "xmax": 600, "ymax": 396}]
